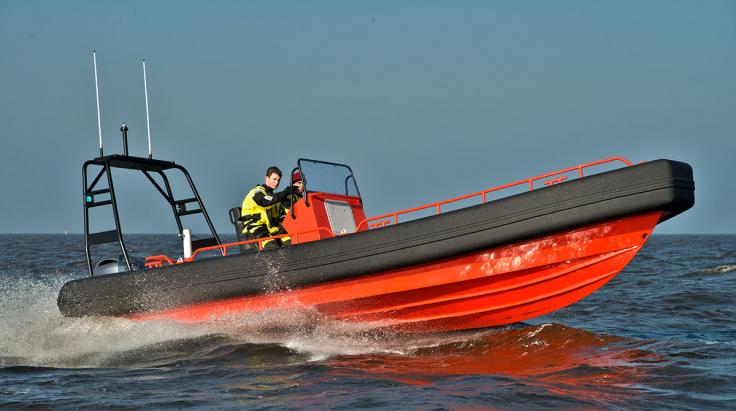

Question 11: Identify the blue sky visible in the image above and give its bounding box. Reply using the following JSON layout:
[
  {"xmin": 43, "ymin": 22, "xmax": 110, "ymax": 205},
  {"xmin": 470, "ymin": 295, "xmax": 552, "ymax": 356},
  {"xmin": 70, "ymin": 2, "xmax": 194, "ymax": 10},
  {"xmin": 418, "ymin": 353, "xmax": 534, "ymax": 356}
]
[{"xmin": 0, "ymin": 0, "xmax": 734, "ymax": 234}]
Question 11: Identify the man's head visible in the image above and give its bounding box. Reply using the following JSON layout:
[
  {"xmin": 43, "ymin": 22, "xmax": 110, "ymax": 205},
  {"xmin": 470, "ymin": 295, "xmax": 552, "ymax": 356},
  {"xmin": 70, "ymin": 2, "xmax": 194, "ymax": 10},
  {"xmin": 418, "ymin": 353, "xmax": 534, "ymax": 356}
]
[{"xmin": 264, "ymin": 166, "xmax": 282, "ymax": 190}]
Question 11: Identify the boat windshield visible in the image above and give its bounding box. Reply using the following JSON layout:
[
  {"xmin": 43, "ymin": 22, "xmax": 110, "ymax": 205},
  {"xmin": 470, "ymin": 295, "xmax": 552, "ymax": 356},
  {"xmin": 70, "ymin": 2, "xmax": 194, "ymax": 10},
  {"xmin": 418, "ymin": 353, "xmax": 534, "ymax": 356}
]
[{"xmin": 297, "ymin": 158, "xmax": 361, "ymax": 198}]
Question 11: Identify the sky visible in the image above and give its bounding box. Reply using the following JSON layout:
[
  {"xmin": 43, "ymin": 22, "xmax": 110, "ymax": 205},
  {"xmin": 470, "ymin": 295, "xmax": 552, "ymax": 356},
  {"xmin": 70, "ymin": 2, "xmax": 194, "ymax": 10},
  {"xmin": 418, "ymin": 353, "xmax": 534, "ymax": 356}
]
[{"xmin": 0, "ymin": 0, "xmax": 734, "ymax": 235}]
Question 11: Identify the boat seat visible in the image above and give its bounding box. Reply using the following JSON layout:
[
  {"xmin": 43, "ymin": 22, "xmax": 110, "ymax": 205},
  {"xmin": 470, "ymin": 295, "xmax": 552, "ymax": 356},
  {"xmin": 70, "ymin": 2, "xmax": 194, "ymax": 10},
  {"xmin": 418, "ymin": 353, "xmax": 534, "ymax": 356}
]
[{"xmin": 229, "ymin": 207, "xmax": 255, "ymax": 252}]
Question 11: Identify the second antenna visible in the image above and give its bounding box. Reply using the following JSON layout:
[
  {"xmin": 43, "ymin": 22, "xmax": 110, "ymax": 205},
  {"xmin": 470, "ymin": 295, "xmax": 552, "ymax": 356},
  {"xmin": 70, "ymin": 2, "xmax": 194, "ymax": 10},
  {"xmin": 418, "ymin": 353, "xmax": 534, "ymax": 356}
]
[{"xmin": 143, "ymin": 59, "xmax": 152, "ymax": 159}]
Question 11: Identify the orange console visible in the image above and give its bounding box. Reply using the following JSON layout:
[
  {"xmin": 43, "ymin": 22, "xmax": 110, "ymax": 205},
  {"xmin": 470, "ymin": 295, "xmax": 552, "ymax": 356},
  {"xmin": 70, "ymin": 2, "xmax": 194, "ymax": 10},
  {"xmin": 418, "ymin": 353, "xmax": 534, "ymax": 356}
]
[{"xmin": 282, "ymin": 192, "xmax": 368, "ymax": 244}]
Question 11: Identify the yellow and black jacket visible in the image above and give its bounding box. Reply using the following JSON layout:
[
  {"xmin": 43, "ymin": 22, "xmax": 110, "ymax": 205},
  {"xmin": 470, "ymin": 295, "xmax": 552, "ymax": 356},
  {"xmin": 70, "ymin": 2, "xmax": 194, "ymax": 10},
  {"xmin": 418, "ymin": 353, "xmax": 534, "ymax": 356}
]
[{"xmin": 241, "ymin": 184, "xmax": 297, "ymax": 236}]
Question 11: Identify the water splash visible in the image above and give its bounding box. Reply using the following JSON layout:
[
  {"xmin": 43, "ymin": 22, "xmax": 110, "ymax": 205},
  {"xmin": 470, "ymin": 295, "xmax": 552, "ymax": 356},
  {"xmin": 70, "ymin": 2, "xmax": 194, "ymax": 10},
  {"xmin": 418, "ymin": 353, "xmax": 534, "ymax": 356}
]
[
  {"xmin": 0, "ymin": 271, "xmax": 439, "ymax": 367},
  {"xmin": 0, "ymin": 273, "xmax": 213, "ymax": 367}
]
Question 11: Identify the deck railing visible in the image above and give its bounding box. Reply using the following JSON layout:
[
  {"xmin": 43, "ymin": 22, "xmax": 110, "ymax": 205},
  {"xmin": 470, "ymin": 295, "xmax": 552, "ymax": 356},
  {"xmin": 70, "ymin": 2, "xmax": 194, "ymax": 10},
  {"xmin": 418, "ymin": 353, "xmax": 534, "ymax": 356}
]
[
  {"xmin": 356, "ymin": 156, "xmax": 633, "ymax": 229},
  {"xmin": 147, "ymin": 156, "xmax": 633, "ymax": 266}
]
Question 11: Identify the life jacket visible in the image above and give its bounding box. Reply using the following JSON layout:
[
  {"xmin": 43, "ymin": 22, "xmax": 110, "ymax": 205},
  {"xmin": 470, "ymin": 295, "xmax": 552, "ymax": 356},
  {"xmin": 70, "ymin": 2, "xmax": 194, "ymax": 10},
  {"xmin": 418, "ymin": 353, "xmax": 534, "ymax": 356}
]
[{"xmin": 241, "ymin": 185, "xmax": 282, "ymax": 235}]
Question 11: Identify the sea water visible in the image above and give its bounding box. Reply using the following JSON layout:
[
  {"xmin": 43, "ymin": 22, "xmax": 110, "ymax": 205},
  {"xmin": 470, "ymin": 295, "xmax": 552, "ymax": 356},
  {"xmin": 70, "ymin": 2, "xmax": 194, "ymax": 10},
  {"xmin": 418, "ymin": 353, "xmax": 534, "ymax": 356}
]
[{"xmin": 1, "ymin": 234, "xmax": 735, "ymax": 409}]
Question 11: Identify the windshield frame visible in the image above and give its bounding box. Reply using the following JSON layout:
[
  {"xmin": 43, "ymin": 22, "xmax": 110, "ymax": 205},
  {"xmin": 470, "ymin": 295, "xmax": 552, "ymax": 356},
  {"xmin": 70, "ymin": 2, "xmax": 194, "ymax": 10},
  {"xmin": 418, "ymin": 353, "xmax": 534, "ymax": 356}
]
[{"xmin": 296, "ymin": 158, "xmax": 363, "ymax": 202}]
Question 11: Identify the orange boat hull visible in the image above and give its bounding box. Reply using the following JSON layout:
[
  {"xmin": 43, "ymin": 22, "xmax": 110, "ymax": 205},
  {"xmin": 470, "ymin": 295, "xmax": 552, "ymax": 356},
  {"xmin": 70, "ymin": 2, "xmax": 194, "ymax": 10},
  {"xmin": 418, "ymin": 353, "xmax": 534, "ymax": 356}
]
[{"xmin": 131, "ymin": 212, "xmax": 660, "ymax": 332}]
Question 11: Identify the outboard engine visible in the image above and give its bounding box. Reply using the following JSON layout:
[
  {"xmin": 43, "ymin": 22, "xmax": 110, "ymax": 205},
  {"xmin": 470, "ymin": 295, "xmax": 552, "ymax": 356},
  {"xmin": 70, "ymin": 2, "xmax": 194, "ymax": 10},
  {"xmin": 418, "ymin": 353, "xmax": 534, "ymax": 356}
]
[{"xmin": 93, "ymin": 255, "xmax": 146, "ymax": 275}]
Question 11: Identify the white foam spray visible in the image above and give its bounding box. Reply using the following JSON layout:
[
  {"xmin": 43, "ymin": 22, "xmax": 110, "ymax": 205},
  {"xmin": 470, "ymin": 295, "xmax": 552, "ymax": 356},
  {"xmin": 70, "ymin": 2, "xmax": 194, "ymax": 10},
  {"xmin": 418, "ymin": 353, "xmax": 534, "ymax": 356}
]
[{"xmin": 0, "ymin": 270, "xmax": 485, "ymax": 368}]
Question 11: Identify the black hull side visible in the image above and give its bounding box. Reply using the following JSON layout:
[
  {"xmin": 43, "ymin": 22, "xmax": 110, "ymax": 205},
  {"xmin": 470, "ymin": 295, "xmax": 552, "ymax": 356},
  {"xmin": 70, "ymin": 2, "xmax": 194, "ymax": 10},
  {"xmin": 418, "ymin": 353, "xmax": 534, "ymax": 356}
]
[{"xmin": 58, "ymin": 159, "xmax": 694, "ymax": 317}]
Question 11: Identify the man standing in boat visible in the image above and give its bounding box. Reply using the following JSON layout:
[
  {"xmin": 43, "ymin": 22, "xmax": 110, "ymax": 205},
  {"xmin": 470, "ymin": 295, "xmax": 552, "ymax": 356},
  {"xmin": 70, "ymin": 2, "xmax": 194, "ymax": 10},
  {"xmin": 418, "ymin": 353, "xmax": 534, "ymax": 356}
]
[{"xmin": 241, "ymin": 166, "xmax": 303, "ymax": 249}]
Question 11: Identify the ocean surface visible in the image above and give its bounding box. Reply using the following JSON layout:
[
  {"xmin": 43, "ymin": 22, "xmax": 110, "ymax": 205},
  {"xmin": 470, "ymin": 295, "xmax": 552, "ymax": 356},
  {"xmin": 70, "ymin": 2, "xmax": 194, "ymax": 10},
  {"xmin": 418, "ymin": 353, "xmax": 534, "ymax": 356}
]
[{"xmin": 1, "ymin": 234, "xmax": 734, "ymax": 410}]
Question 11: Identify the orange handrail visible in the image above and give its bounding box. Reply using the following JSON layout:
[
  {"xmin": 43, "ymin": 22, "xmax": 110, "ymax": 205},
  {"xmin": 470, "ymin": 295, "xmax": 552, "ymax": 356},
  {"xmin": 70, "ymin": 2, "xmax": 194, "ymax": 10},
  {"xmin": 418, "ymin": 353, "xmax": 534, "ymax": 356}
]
[
  {"xmin": 144, "ymin": 255, "xmax": 177, "ymax": 268},
  {"xmin": 153, "ymin": 156, "xmax": 633, "ymax": 266},
  {"xmin": 148, "ymin": 226, "xmax": 339, "ymax": 266},
  {"xmin": 356, "ymin": 156, "xmax": 633, "ymax": 229},
  {"xmin": 186, "ymin": 226, "xmax": 337, "ymax": 261}
]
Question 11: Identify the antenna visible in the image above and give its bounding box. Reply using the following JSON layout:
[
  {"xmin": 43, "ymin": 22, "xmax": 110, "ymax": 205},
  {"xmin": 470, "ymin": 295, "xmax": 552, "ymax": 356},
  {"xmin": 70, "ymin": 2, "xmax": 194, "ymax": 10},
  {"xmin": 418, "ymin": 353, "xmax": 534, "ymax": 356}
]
[
  {"xmin": 142, "ymin": 59, "xmax": 152, "ymax": 159},
  {"xmin": 120, "ymin": 123, "xmax": 129, "ymax": 155},
  {"xmin": 92, "ymin": 50, "xmax": 103, "ymax": 157}
]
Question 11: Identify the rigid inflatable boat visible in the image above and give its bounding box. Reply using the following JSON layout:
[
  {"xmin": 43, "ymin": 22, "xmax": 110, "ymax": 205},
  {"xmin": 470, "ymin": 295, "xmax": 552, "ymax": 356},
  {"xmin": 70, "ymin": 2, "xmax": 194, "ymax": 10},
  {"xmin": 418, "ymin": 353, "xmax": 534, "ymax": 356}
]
[{"xmin": 58, "ymin": 151, "xmax": 694, "ymax": 332}]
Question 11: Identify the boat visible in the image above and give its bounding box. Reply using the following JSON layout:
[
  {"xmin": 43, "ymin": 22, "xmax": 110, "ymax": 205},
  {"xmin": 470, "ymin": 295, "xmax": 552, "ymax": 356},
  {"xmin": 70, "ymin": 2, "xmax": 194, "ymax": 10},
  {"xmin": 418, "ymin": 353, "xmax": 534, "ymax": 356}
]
[
  {"xmin": 58, "ymin": 149, "xmax": 694, "ymax": 332},
  {"xmin": 58, "ymin": 53, "xmax": 695, "ymax": 332}
]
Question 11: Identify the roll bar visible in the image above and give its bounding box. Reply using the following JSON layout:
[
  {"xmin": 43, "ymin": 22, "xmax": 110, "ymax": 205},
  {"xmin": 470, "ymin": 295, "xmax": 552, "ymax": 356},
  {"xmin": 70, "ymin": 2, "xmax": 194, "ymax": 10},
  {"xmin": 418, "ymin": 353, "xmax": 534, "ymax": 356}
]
[{"xmin": 82, "ymin": 154, "xmax": 222, "ymax": 276}]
